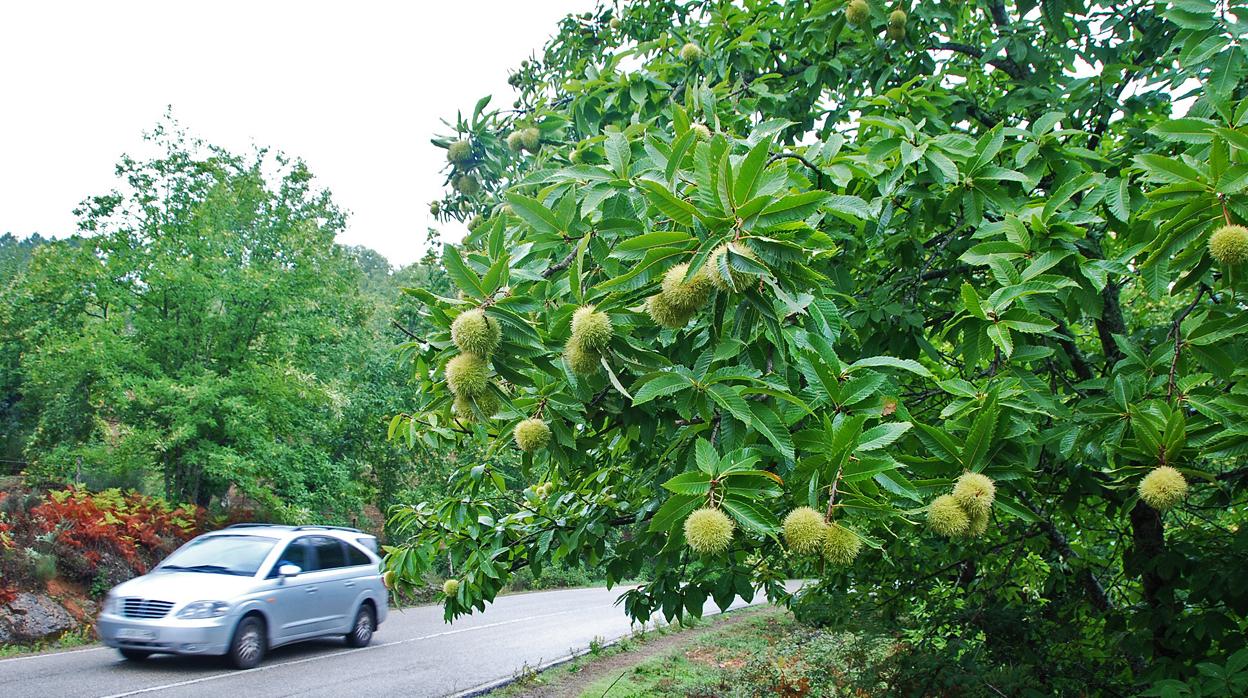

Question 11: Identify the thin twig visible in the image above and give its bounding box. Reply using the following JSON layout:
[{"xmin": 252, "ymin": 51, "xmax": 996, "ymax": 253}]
[{"xmin": 1167, "ymin": 286, "xmax": 1207, "ymax": 400}]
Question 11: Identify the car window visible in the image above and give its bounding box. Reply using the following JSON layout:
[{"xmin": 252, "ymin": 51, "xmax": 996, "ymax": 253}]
[
  {"xmin": 345, "ymin": 543, "xmax": 371, "ymax": 567},
  {"xmin": 160, "ymin": 535, "xmax": 278, "ymax": 576},
  {"xmin": 309, "ymin": 536, "xmax": 346, "ymax": 570},
  {"xmin": 269, "ymin": 537, "xmax": 313, "ymax": 577}
]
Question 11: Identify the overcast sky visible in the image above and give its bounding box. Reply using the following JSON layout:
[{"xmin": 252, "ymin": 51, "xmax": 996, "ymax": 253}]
[{"xmin": 0, "ymin": 0, "xmax": 592, "ymax": 266}]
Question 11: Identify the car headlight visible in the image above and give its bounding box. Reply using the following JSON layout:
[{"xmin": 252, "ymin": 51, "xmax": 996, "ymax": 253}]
[
  {"xmin": 176, "ymin": 601, "xmax": 231, "ymax": 619},
  {"xmin": 102, "ymin": 593, "xmax": 119, "ymax": 615}
]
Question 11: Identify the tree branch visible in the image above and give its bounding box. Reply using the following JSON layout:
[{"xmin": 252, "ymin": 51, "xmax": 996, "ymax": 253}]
[
  {"xmin": 1167, "ymin": 285, "xmax": 1207, "ymax": 400},
  {"xmin": 390, "ymin": 319, "xmax": 419, "ymax": 340},
  {"xmin": 541, "ymin": 246, "xmax": 578, "ymax": 279},
  {"xmin": 988, "ymin": 0, "xmax": 1010, "ymax": 27},
  {"xmin": 929, "ymin": 41, "xmax": 1025, "ymax": 80}
]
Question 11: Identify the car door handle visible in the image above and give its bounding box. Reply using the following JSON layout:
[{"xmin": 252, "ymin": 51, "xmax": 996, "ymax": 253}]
[
  {"xmin": 344, "ymin": 581, "xmax": 356, "ymax": 588},
  {"xmin": 305, "ymin": 586, "xmax": 318, "ymax": 593}
]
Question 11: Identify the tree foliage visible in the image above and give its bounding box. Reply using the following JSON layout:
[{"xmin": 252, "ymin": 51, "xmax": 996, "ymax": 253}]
[
  {"xmin": 1, "ymin": 119, "xmax": 421, "ymax": 522},
  {"xmin": 388, "ymin": 0, "xmax": 1248, "ymax": 689}
]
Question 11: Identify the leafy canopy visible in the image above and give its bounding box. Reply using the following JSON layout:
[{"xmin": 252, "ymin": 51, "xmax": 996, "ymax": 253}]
[{"xmin": 387, "ymin": 0, "xmax": 1248, "ymax": 689}]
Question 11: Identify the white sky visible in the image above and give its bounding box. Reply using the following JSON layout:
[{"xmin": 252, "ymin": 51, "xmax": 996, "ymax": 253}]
[{"xmin": 0, "ymin": 0, "xmax": 592, "ymax": 267}]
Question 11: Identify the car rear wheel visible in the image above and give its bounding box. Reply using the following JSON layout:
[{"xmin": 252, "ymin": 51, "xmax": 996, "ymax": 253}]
[
  {"xmin": 228, "ymin": 616, "xmax": 266, "ymax": 669},
  {"xmin": 345, "ymin": 604, "xmax": 374, "ymax": 648},
  {"xmin": 119, "ymin": 649, "xmax": 151, "ymax": 661}
]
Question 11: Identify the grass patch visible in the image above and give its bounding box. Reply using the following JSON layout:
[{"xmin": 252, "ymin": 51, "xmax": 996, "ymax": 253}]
[
  {"xmin": 0, "ymin": 625, "xmax": 96, "ymax": 659},
  {"xmin": 574, "ymin": 609, "xmax": 791, "ymax": 698},
  {"xmin": 493, "ymin": 604, "xmax": 924, "ymax": 698},
  {"xmin": 491, "ymin": 606, "xmax": 785, "ymax": 698}
]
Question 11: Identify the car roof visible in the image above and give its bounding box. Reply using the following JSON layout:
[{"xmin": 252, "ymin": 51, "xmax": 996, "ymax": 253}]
[{"xmin": 202, "ymin": 524, "xmax": 378, "ymax": 544}]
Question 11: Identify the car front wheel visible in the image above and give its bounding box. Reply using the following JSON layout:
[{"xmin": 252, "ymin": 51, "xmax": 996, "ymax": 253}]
[
  {"xmin": 228, "ymin": 616, "xmax": 266, "ymax": 669},
  {"xmin": 345, "ymin": 605, "xmax": 374, "ymax": 648},
  {"xmin": 119, "ymin": 649, "xmax": 151, "ymax": 661}
]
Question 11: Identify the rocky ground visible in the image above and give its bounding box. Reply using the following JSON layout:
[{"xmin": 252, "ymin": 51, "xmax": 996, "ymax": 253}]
[{"xmin": 0, "ymin": 580, "xmax": 95, "ymax": 648}]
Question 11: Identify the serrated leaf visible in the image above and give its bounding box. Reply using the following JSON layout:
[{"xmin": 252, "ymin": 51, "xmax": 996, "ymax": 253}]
[
  {"xmin": 505, "ymin": 193, "xmax": 562, "ymax": 235},
  {"xmin": 733, "ymin": 137, "xmax": 772, "ymax": 204},
  {"xmin": 708, "ymin": 383, "xmax": 755, "ymax": 423},
  {"xmin": 757, "ymin": 191, "xmax": 829, "ymax": 227},
  {"xmin": 847, "ymin": 356, "xmax": 934, "ymax": 378},
  {"xmin": 442, "ymin": 244, "xmax": 486, "ymax": 298},
  {"xmin": 1133, "ymin": 154, "xmax": 1205, "ymax": 185},
  {"xmin": 1148, "ymin": 118, "xmax": 1216, "ymax": 143},
  {"xmin": 638, "ymin": 179, "xmax": 696, "ymax": 227},
  {"xmin": 986, "ymin": 323, "xmax": 1014, "ymax": 358},
  {"xmin": 632, "ymin": 373, "xmax": 693, "ymax": 404},
  {"xmin": 857, "ymin": 421, "xmax": 912, "ymax": 451},
  {"xmin": 662, "ymin": 471, "xmax": 712, "ymax": 495},
  {"xmin": 648, "ymin": 494, "xmax": 701, "ymax": 533},
  {"xmin": 749, "ymin": 402, "xmax": 795, "ymax": 459},
  {"xmin": 720, "ymin": 494, "xmax": 779, "ymax": 534}
]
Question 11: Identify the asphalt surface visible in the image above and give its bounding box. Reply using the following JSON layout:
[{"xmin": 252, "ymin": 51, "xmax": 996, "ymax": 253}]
[{"xmin": 1, "ymin": 583, "xmax": 794, "ymax": 698}]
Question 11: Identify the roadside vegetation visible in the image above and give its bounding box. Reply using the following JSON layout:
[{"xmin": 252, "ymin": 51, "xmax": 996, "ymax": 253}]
[
  {"xmin": 385, "ymin": 0, "xmax": 1248, "ymax": 695},
  {"xmin": 3, "ymin": 0, "xmax": 1248, "ymax": 692}
]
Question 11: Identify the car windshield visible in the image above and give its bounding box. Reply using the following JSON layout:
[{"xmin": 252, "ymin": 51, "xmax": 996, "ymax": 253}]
[{"xmin": 158, "ymin": 535, "xmax": 278, "ymax": 576}]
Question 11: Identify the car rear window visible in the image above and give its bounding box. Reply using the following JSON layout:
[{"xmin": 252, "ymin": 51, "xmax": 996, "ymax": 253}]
[
  {"xmin": 310, "ymin": 536, "xmax": 346, "ymax": 570},
  {"xmin": 345, "ymin": 543, "xmax": 371, "ymax": 567}
]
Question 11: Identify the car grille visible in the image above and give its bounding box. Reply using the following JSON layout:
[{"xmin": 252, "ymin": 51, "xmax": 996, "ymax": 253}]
[{"xmin": 122, "ymin": 598, "xmax": 175, "ymax": 619}]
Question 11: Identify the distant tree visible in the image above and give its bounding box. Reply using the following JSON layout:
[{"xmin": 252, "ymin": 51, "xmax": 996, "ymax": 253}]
[{"xmin": 4, "ymin": 118, "xmax": 373, "ymax": 518}]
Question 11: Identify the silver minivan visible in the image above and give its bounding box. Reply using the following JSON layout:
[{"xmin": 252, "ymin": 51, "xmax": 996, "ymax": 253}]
[{"xmin": 98, "ymin": 524, "xmax": 388, "ymax": 669}]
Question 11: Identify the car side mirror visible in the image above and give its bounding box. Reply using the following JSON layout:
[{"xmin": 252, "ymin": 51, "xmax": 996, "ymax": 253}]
[{"xmin": 278, "ymin": 564, "xmax": 302, "ymax": 578}]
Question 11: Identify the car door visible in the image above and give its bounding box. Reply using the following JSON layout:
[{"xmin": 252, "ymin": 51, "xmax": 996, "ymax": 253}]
[
  {"xmin": 264, "ymin": 536, "xmax": 327, "ymax": 643},
  {"xmin": 304, "ymin": 536, "xmax": 355, "ymax": 633}
]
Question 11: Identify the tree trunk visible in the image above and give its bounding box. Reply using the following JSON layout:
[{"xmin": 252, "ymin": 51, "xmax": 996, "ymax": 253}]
[{"xmin": 1129, "ymin": 502, "xmax": 1176, "ymax": 660}]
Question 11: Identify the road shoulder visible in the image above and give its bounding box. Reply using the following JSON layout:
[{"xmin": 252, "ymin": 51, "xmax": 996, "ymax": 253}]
[{"xmin": 489, "ymin": 604, "xmax": 785, "ymax": 698}]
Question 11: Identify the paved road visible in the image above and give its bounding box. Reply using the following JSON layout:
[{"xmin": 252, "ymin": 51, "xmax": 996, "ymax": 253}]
[{"xmin": 1, "ymin": 583, "xmax": 793, "ymax": 698}]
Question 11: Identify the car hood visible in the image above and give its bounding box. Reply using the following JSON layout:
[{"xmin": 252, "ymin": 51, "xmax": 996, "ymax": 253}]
[{"xmin": 112, "ymin": 570, "xmax": 261, "ymax": 603}]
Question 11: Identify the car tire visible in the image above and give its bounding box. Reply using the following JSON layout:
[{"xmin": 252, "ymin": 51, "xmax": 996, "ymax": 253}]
[
  {"xmin": 228, "ymin": 615, "xmax": 266, "ymax": 670},
  {"xmin": 344, "ymin": 604, "xmax": 374, "ymax": 648},
  {"xmin": 119, "ymin": 649, "xmax": 151, "ymax": 661}
]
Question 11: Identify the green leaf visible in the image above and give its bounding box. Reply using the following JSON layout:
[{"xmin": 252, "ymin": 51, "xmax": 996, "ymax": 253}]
[
  {"xmin": 695, "ymin": 439, "xmax": 718, "ymax": 475},
  {"xmin": 914, "ymin": 423, "xmax": 960, "ymax": 462},
  {"xmin": 720, "ymin": 494, "xmax": 779, "ymax": 534},
  {"xmin": 649, "ymin": 494, "xmax": 701, "ymax": 533},
  {"xmin": 822, "ymin": 194, "xmax": 873, "ymax": 220},
  {"xmin": 857, "ymin": 422, "xmax": 912, "ymax": 451},
  {"xmin": 1133, "ymin": 154, "xmax": 1206, "ymax": 185},
  {"xmin": 961, "ymin": 283, "xmax": 988, "ymax": 320},
  {"xmin": 601, "ymin": 356, "xmax": 634, "ymax": 401},
  {"xmin": 1149, "ymin": 118, "xmax": 1216, "ymax": 144},
  {"xmin": 615, "ymin": 231, "xmax": 694, "ymax": 252},
  {"xmin": 994, "ymin": 494, "xmax": 1039, "ymax": 523},
  {"xmin": 756, "ymin": 192, "xmax": 828, "ymax": 228},
  {"xmin": 708, "ymin": 383, "xmax": 755, "ymax": 423},
  {"xmin": 505, "ymin": 193, "xmax": 562, "ymax": 235},
  {"xmin": 986, "ymin": 324, "xmax": 1014, "ymax": 358},
  {"xmin": 638, "ymin": 179, "xmax": 696, "ymax": 227},
  {"xmin": 605, "ymin": 130, "xmax": 631, "ymax": 180},
  {"xmin": 442, "ymin": 244, "xmax": 486, "ymax": 298},
  {"xmin": 662, "ymin": 471, "xmax": 712, "ymax": 495},
  {"xmin": 748, "ymin": 402, "xmax": 795, "ymax": 459},
  {"xmin": 925, "ymin": 151, "xmax": 958, "ymax": 181},
  {"xmin": 960, "ymin": 396, "xmax": 999, "ymax": 471},
  {"xmin": 733, "ymin": 137, "xmax": 772, "ymax": 204},
  {"xmin": 632, "ymin": 373, "xmax": 693, "ymax": 404},
  {"xmin": 666, "ymin": 130, "xmax": 697, "ymax": 184},
  {"xmin": 847, "ymin": 356, "xmax": 934, "ymax": 378}
]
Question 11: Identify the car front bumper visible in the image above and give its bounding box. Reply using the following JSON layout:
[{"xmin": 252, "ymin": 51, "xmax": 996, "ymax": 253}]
[{"xmin": 98, "ymin": 613, "xmax": 234, "ymax": 656}]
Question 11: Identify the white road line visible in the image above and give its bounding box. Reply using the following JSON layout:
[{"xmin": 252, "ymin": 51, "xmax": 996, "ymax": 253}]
[
  {"xmin": 95, "ymin": 605, "xmax": 606, "ymax": 698},
  {"xmin": 0, "ymin": 645, "xmax": 109, "ymax": 664}
]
